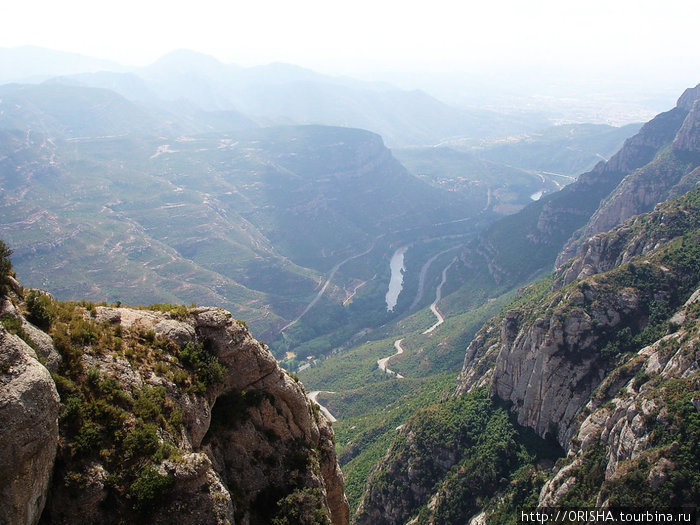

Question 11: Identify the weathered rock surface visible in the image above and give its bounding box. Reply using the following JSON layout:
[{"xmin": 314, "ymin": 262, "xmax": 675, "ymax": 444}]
[
  {"xmin": 456, "ymin": 280, "xmax": 639, "ymax": 445},
  {"xmin": 457, "ymin": 86, "xmax": 694, "ymax": 291},
  {"xmin": 539, "ymin": 289, "xmax": 700, "ymax": 506},
  {"xmin": 673, "ymin": 99, "xmax": 700, "ymax": 153},
  {"xmin": 77, "ymin": 305, "xmax": 348, "ymax": 525},
  {"xmin": 553, "ymin": 188, "xmax": 700, "ymax": 289},
  {"xmin": 457, "ymin": 188, "xmax": 700, "ymax": 446},
  {"xmin": 0, "ymin": 327, "xmax": 60, "ymax": 525},
  {"xmin": 0, "ymin": 298, "xmax": 347, "ymax": 525}
]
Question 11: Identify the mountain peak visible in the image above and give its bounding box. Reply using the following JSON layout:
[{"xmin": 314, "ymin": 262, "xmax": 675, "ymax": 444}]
[
  {"xmin": 146, "ymin": 49, "xmax": 240, "ymax": 76},
  {"xmin": 676, "ymin": 82, "xmax": 700, "ymax": 111}
]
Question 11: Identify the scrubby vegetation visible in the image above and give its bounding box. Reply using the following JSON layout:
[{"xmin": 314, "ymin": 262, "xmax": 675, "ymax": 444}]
[
  {"xmin": 271, "ymin": 488, "xmax": 331, "ymax": 525},
  {"xmin": 359, "ymin": 389, "xmax": 561, "ymax": 524},
  {"xmin": 17, "ymin": 296, "xmax": 227, "ymax": 518}
]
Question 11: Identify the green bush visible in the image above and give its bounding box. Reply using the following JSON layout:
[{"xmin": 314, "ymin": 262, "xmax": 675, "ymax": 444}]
[
  {"xmin": 271, "ymin": 488, "xmax": 331, "ymax": 525},
  {"xmin": 134, "ymin": 386, "xmax": 168, "ymax": 422},
  {"xmin": 25, "ymin": 290, "xmax": 54, "ymax": 329},
  {"xmin": 127, "ymin": 465, "xmax": 173, "ymax": 511},
  {"xmin": 73, "ymin": 421, "xmax": 103, "ymax": 455},
  {"xmin": 124, "ymin": 423, "xmax": 160, "ymax": 459},
  {"xmin": 179, "ymin": 341, "xmax": 226, "ymax": 393}
]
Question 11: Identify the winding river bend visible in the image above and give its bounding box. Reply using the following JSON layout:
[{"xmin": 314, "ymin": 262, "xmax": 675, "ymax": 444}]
[{"xmin": 385, "ymin": 245, "xmax": 408, "ymax": 311}]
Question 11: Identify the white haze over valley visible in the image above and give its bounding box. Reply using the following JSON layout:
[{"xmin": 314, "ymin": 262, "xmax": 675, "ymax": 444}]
[{"xmin": 2, "ymin": 0, "xmax": 699, "ymax": 125}]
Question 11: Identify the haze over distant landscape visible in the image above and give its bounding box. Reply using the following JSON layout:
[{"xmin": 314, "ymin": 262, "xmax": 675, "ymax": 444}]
[{"xmin": 2, "ymin": 0, "xmax": 699, "ymax": 123}]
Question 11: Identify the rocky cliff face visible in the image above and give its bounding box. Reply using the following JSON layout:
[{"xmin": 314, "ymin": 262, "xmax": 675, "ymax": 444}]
[
  {"xmin": 455, "ymin": 86, "xmax": 685, "ymax": 292},
  {"xmin": 672, "ymin": 97, "xmax": 700, "ymax": 153},
  {"xmin": 457, "ymin": 188, "xmax": 700, "ymax": 447},
  {"xmin": 456, "ymin": 275, "xmax": 643, "ymax": 445},
  {"xmin": 539, "ymin": 287, "xmax": 700, "ymax": 507},
  {"xmin": 553, "ymin": 188, "xmax": 700, "ymax": 290},
  {"xmin": 0, "ymin": 293, "xmax": 348, "ymax": 525}
]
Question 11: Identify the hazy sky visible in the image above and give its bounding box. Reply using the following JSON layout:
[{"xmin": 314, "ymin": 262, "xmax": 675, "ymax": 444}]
[{"xmin": 3, "ymin": 0, "xmax": 699, "ymax": 76}]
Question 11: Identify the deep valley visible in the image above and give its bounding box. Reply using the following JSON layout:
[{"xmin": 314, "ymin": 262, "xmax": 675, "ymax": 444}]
[{"xmin": 1, "ymin": 45, "xmax": 699, "ymax": 525}]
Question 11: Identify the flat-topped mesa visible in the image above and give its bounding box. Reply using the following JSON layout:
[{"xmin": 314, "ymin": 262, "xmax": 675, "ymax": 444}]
[{"xmin": 1, "ymin": 296, "xmax": 349, "ymax": 525}]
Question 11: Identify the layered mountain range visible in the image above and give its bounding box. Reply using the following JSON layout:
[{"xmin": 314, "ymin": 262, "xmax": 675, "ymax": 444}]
[
  {"xmin": 0, "ymin": 47, "xmax": 550, "ymax": 148},
  {"xmin": 0, "ymin": 58, "xmax": 637, "ymax": 358}
]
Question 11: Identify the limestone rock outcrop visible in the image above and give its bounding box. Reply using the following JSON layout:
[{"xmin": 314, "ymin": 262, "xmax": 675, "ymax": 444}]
[
  {"xmin": 553, "ymin": 188, "xmax": 700, "ymax": 289},
  {"xmin": 457, "ymin": 188, "xmax": 700, "ymax": 447},
  {"xmin": 0, "ymin": 296, "xmax": 348, "ymax": 525},
  {"xmin": 539, "ymin": 288, "xmax": 700, "ymax": 507},
  {"xmin": 0, "ymin": 327, "xmax": 60, "ymax": 525},
  {"xmin": 456, "ymin": 282, "xmax": 640, "ymax": 445},
  {"xmin": 673, "ymin": 99, "xmax": 700, "ymax": 153}
]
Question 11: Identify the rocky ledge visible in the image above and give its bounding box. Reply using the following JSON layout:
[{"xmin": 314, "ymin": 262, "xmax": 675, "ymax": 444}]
[{"xmin": 0, "ymin": 295, "xmax": 348, "ymax": 525}]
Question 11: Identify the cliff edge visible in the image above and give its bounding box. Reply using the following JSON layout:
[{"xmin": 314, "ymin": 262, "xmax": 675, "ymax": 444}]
[{"xmin": 0, "ymin": 287, "xmax": 349, "ymax": 525}]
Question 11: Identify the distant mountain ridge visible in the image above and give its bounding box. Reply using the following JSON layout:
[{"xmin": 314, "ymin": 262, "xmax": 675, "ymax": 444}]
[
  {"xmin": 0, "ymin": 46, "xmax": 125, "ymax": 84},
  {"xmin": 0, "ymin": 46, "xmax": 550, "ymax": 147},
  {"xmin": 557, "ymin": 84, "xmax": 700, "ymax": 265}
]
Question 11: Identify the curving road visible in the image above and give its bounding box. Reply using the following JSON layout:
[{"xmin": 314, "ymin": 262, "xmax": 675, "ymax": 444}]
[
  {"xmin": 409, "ymin": 245, "xmax": 461, "ymax": 311},
  {"xmin": 423, "ymin": 256, "xmax": 457, "ymax": 334},
  {"xmin": 307, "ymin": 390, "xmax": 337, "ymax": 423},
  {"xmin": 377, "ymin": 339, "xmax": 405, "ymax": 379},
  {"xmin": 280, "ymin": 242, "xmax": 376, "ymax": 333}
]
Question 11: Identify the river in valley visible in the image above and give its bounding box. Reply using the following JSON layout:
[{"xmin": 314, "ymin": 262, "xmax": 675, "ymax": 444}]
[{"xmin": 385, "ymin": 245, "xmax": 408, "ymax": 311}]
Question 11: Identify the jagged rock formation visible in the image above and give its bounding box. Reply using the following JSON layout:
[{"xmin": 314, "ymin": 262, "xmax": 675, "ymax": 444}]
[
  {"xmin": 539, "ymin": 287, "xmax": 700, "ymax": 507},
  {"xmin": 0, "ymin": 293, "xmax": 348, "ymax": 525},
  {"xmin": 553, "ymin": 191, "xmax": 700, "ymax": 290},
  {"xmin": 457, "ymin": 189, "xmax": 700, "ymax": 446},
  {"xmin": 456, "ymin": 84, "xmax": 700, "ymax": 297},
  {"xmin": 557, "ymin": 84, "xmax": 700, "ymax": 266},
  {"xmin": 456, "ymin": 273, "xmax": 643, "ymax": 445}
]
